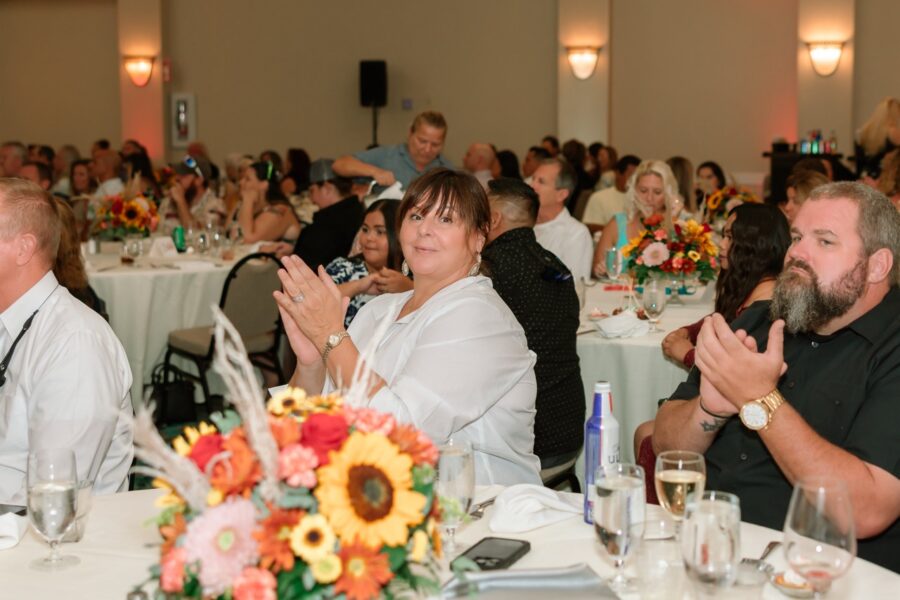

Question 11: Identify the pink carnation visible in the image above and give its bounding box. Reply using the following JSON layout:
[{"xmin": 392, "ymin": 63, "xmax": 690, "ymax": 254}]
[
  {"xmin": 183, "ymin": 498, "xmax": 259, "ymax": 597},
  {"xmin": 641, "ymin": 242, "xmax": 670, "ymax": 267},
  {"xmin": 161, "ymin": 547, "xmax": 187, "ymax": 593},
  {"xmin": 344, "ymin": 406, "xmax": 397, "ymax": 435},
  {"xmin": 653, "ymin": 228, "xmax": 667, "ymax": 241},
  {"xmin": 278, "ymin": 443, "xmax": 318, "ymax": 487},
  {"xmin": 233, "ymin": 567, "xmax": 277, "ymax": 600}
]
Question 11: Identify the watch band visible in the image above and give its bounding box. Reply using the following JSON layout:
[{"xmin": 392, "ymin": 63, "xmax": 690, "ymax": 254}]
[
  {"xmin": 758, "ymin": 389, "xmax": 785, "ymax": 416},
  {"xmin": 321, "ymin": 331, "xmax": 349, "ymax": 363}
]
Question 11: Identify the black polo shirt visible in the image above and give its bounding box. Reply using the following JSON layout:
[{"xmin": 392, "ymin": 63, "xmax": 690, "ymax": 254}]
[
  {"xmin": 669, "ymin": 288, "xmax": 900, "ymax": 572},
  {"xmin": 482, "ymin": 227, "xmax": 585, "ymax": 463},
  {"xmin": 292, "ymin": 195, "xmax": 364, "ymax": 271}
]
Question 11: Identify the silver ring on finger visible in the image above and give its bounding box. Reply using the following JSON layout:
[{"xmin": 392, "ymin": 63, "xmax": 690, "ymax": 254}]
[{"xmin": 291, "ymin": 293, "xmax": 305, "ymax": 303}]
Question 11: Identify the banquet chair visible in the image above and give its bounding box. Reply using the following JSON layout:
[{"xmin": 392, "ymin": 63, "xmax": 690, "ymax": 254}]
[
  {"xmin": 540, "ymin": 455, "xmax": 581, "ymax": 493},
  {"xmin": 162, "ymin": 252, "xmax": 285, "ymax": 407}
]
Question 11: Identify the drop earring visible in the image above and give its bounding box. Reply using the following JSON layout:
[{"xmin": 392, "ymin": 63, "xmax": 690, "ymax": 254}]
[{"xmin": 401, "ymin": 260, "xmax": 410, "ymax": 276}]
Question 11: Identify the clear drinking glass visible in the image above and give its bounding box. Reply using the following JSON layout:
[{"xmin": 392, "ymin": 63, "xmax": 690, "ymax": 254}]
[
  {"xmin": 27, "ymin": 449, "xmax": 80, "ymax": 570},
  {"xmin": 642, "ymin": 279, "xmax": 667, "ymax": 332},
  {"xmin": 654, "ymin": 450, "xmax": 706, "ymax": 525},
  {"xmin": 606, "ymin": 247, "xmax": 624, "ymax": 281},
  {"xmin": 62, "ymin": 479, "xmax": 93, "ymax": 543},
  {"xmin": 783, "ymin": 477, "xmax": 856, "ymax": 597},
  {"xmin": 593, "ymin": 463, "xmax": 646, "ymax": 593},
  {"xmin": 636, "ymin": 515, "xmax": 685, "ymax": 600},
  {"xmin": 682, "ymin": 490, "xmax": 741, "ymax": 598},
  {"xmin": 436, "ymin": 438, "xmax": 475, "ymax": 556}
]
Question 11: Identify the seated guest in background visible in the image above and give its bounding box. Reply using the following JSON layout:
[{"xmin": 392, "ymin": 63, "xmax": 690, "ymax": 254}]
[
  {"xmin": 540, "ymin": 135, "xmax": 560, "ymax": 157},
  {"xmin": 586, "ymin": 142, "xmax": 604, "ymax": 186},
  {"xmin": 275, "ymin": 169, "xmax": 541, "ymax": 485},
  {"xmin": 462, "ymin": 142, "xmax": 496, "ymax": 189},
  {"xmin": 281, "ymin": 147, "xmax": 311, "ymax": 196},
  {"xmin": 653, "ymin": 182, "xmax": 900, "ymax": 571},
  {"xmin": 0, "ymin": 179, "xmax": 133, "ymax": 504},
  {"xmin": 29, "ymin": 144, "xmax": 54, "ymax": 166},
  {"xmin": 222, "ymin": 153, "xmax": 253, "ymax": 222},
  {"xmin": 0, "ymin": 141, "xmax": 27, "ymax": 178},
  {"xmin": 325, "ymin": 199, "xmax": 410, "ymax": 327},
  {"xmin": 530, "ymin": 157, "xmax": 593, "ymax": 281},
  {"xmin": 19, "ymin": 161, "xmax": 52, "ymax": 191},
  {"xmin": 781, "ymin": 169, "xmax": 829, "ymax": 223},
  {"xmin": 90, "ymin": 148, "xmax": 124, "ymax": 201},
  {"xmin": 561, "ymin": 139, "xmax": 592, "ymax": 213},
  {"xmin": 855, "ymin": 96, "xmax": 900, "ymax": 179},
  {"xmin": 334, "ymin": 111, "xmax": 453, "ymax": 193},
  {"xmin": 494, "ymin": 149, "xmax": 522, "ymax": 180},
  {"xmin": 237, "ymin": 161, "xmax": 300, "ymax": 244},
  {"xmin": 270, "ymin": 158, "xmax": 363, "ymax": 270},
  {"xmin": 120, "ymin": 138, "xmax": 145, "ymax": 158},
  {"xmin": 67, "ymin": 159, "xmax": 95, "ymax": 239},
  {"xmin": 876, "ymin": 149, "xmax": 900, "ymax": 210},
  {"xmin": 582, "ymin": 154, "xmax": 641, "ymax": 233},
  {"xmin": 90, "ymin": 138, "xmax": 111, "ymax": 159},
  {"xmin": 53, "ymin": 199, "xmax": 108, "ymax": 320},
  {"xmin": 594, "ymin": 144, "xmax": 618, "ymax": 190},
  {"xmin": 667, "ymin": 155, "xmax": 696, "ymax": 213},
  {"xmin": 162, "ymin": 155, "xmax": 226, "ymax": 229},
  {"xmin": 258, "ymin": 149, "xmax": 283, "ymax": 176},
  {"xmin": 122, "ymin": 152, "xmax": 162, "ymax": 200},
  {"xmin": 188, "ymin": 141, "xmax": 221, "ymax": 183},
  {"xmin": 50, "ymin": 144, "xmax": 81, "ymax": 198},
  {"xmin": 593, "ymin": 159, "xmax": 685, "ymax": 277},
  {"xmin": 695, "ymin": 159, "xmax": 726, "ymax": 210},
  {"xmin": 521, "ymin": 146, "xmax": 550, "ymax": 184},
  {"xmin": 483, "ymin": 178, "xmax": 584, "ymax": 470}
]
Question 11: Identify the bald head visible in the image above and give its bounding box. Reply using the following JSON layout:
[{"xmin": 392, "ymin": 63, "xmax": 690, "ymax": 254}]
[
  {"xmin": 0, "ymin": 142, "xmax": 26, "ymax": 177},
  {"xmin": 91, "ymin": 149, "xmax": 121, "ymax": 181},
  {"xmin": 463, "ymin": 143, "xmax": 496, "ymax": 173}
]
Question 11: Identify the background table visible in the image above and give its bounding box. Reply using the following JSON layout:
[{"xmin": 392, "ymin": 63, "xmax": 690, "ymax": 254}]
[{"xmin": 87, "ymin": 254, "xmax": 232, "ymax": 404}]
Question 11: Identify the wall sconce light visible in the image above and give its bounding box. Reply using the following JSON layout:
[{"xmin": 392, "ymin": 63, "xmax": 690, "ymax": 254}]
[
  {"xmin": 806, "ymin": 42, "xmax": 843, "ymax": 77},
  {"xmin": 123, "ymin": 55, "xmax": 155, "ymax": 87},
  {"xmin": 566, "ymin": 46, "xmax": 601, "ymax": 80}
]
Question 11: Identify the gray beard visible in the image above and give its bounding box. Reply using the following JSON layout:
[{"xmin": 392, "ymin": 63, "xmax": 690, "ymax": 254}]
[{"xmin": 770, "ymin": 258, "xmax": 867, "ymax": 333}]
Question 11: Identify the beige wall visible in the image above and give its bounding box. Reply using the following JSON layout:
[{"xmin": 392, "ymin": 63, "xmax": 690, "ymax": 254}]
[
  {"xmin": 162, "ymin": 0, "xmax": 557, "ymax": 166},
  {"xmin": 610, "ymin": 0, "xmax": 798, "ymax": 176},
  {"xmin": 0, "ymin": 0, "xmax": 121, "ymax": 152},
  {"xmin": 853, "ymin": 0, "xmax": 900, "ymax": 136}
]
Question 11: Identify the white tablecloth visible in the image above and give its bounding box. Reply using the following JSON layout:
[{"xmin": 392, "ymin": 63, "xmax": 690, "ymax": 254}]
[
  {"xmin": 576, "ymin": 284, "xmax": 714, "ymax": 467},
  {"xmin": 3, "ymin": 487, "xmax": 896, "ymax": 598},
  {"xmin": 87, "ymin": 254, "xmax": 232, "ymax": 403}
]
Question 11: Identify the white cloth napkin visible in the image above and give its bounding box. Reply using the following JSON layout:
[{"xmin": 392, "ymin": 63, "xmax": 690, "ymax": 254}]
[
  {"xmin": 0, "ymin": 512, "xmax": 27, "ymax": 550},
  {"xmin": 376, "ymin": 181, "xmax": 404, "ymax": 200},
  {"xmin": 147, "ymin": 236, "xmax": 178, "ymax": 258},
  {"xmin": 488, "ymin": 484, "xmax": 582, "ymax": 533},
  {"xmin": 595, "ymin": 310, "xmax": 650, "ymax": 338}
]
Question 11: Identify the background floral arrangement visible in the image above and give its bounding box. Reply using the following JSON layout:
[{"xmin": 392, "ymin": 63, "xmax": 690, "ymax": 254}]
[
  {"xmin": 702, "ymin": 185, "xmax": 760, "ymax": 225},
  {"xmin": 621, "ymin": 214, "xmax": 719, "ymax": 284},
  {"xmin": 131, "ymin": 309, "xmax": 442, "ymax": 600},
  {"xmin": 91, "ymin": 193, "xmax": 158, "ymax": 240}
]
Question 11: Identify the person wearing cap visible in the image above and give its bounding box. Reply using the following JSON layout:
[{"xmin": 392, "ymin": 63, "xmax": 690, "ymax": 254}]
[
  {"xmin": 333, "ymin": 111, "xmax": 453, "ymax": 193},
  {"xmin": 163, "ymin": 155, "xmax": 226, "ymax": 230},
  {"xmin": 269, "ymin": 159, "xmax": 363, "ymax": 271}
]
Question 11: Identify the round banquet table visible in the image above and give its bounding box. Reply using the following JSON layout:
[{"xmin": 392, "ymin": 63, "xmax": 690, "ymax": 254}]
[
  {"xmin": 2, "ymin": 487, "xmax": 897, "ymax": 598},
  {"xmin": 86, "ymin": 253, "xmax": 232, "ymax": 404},
  {"xmin": 576, "ymin": 283, "xmax": 714, "ymax": 469}
]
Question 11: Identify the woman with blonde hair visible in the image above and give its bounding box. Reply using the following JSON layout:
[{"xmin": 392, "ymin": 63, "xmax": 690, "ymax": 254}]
[
  {"xmin": 856, "ymin": 97, "xmax": 900, "ymax": 178},
  {"xmin": 876, "ymin": 149, "xmax": 900, "ymax": 210},
  {"xmin": 592, "ymin": 159, "xmax": 685, "ymax": 276}
]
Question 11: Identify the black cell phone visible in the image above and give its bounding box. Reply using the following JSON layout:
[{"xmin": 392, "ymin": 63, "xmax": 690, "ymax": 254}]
[{"xmin": 452, "ymin": 536, "xmax": 530, "ymax": 570}]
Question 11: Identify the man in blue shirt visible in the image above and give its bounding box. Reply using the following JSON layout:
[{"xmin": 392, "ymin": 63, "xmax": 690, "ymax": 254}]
[{"xmin": 333, "ymin": 111, "xmax": 453, "ymax": 193}]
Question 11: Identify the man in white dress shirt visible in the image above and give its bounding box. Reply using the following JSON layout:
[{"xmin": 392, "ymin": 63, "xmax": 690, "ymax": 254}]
[
  {"xmin": 90, "ymin": 148, "xmax": 124, "ymax": 202},
  {"xmin": 462, "ymin": 142, "xmax": 496, "ymax": 190},
  {"xmin": 0, "ymin": 178, "xmax": 133, "ymax": 504},
  {"xmin": 530, "ymin": 158, "xmax": 593, "ymax": 281}
]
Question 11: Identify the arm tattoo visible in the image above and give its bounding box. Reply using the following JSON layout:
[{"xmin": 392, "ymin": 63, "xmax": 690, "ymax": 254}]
[{"xmin": 700, "ymin": 417, "xmax": 728, "ymax": 432}]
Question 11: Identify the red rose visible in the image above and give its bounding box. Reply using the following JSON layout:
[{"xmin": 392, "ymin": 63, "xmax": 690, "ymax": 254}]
[
  {"xmin": 188, "ymin": 434, "xmax": 224, "ymax": 472},
  {"xmin": 645, "ymin": 214, "xmax": 663, "ymax": 227},
  {"xmin": 682, "ymin": 261, "xmax": 697, "ymax": 274},
  {"xmin": 300, "ymin": 413, "xmax": 348, "ymax": 465}
]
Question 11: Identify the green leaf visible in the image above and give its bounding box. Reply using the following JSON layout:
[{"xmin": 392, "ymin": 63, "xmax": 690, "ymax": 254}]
[
  {"xmin": 250, "ymin": 488, "xmax": 270, "ymax": 516},
  {"xmin": 383, "ymin": 544, "xmax": 408, "ymax": 571},
  {"xmin": 279, "ymin": 485, "xmax": 318, "ymax": 510},
  {"xmin": 301, "ymin": 566, "xmax": 317, "ymax": 591},
  {"xmin": 210, "ymin": 409, "xmax": 242, "ymax": 434}
]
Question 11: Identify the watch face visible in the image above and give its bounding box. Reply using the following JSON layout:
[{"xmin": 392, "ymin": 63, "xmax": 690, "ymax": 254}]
[
  {"xmin": 328, "ymin": 333, "xmax": 341, "ymax": 346},
  {"xmin": 740, "ymin": 402, "xmax": 768, "ymax": 430}
]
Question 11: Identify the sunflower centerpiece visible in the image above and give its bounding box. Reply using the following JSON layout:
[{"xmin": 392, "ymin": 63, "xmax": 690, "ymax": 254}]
[
  {"xmin": 90, "ymin": 175, "xmax": 159, "ymax": 241},
  {"xmin": 131, "ymin": 309, "xmax": 442, "ymax": 600}
]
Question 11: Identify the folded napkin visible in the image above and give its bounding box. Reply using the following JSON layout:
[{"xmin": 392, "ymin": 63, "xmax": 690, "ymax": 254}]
[
  {"xmin": 376, "ymin": 181, "xmax": 404, "ymax": 200},
  {"xmin": 148, "ymin": 236, "xmax": 178, "ymax": 258},
  {"xmin": 489, "ymin": 484, "xmax": 582, "ymax": 533},
  {"xmin": 0, "ymin": 511, "xmax": 27, "ymax": 550},
  {"xmin": 595, "ymin": 310, "xmax": 650, "ymax": 338}
]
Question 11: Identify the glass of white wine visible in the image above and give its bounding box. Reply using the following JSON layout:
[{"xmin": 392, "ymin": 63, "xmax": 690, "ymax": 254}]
[
  {"xmin": 593, "ymin": 463, "xmax": 646, "ymax": 593},
  {"xmin": 27, "ymin": 449, "xmax": 80, "ymax": 570},
  {"xmin": 655, "ymin": 450, "xmax": 706, "ymax": 526},
  {"xmin": 642, "ymin": 278, "xmax": 667, "ymax": 332},
  {"xmin": 436, "ymin": 438, "xmax": 475, "ymax": 557},
  {"xmin": 783, "ymin": 477, "xmax": 856, "ymax": 597}
]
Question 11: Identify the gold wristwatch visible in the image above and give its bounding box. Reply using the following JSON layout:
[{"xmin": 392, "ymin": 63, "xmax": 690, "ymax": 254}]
[
  {"xmin": 738, "ymin": 389, "xmax": 785, "ymax": 431},
  {"xmin": 321, "ymin": 331, "xmax": 349, "ymax": 363}
]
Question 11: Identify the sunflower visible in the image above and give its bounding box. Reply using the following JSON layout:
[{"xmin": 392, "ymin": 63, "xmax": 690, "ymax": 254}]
[
  {"xmin": 172, "ymin": 422, "xmax": 218, "ymax": 457},
  {"xmin": 290, "ymin": 514, "xmax": 336, "ymax": 564},
  {"xmin": 122, "ymin": 200, "xmax": 146, "ymax": 229},
  {"xmin": 255, "ymin": 506, "xmax": 304, "ymax": 573},
  {"xmin": 315, "ymin": 432, "xmax": 426, "ymax": 548},
  {"xmin": 267, "ymin": 387, "xmax": 343, "ymax": 420},
  {"xmin": 334, "ymin": 540, "xmax": 393, "ymax": 600}
]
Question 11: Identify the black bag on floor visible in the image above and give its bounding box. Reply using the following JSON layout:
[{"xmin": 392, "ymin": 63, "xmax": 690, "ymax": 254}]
[{"xmin": 147, "ymin": 363, "xmax": 197, "ymax": 426}]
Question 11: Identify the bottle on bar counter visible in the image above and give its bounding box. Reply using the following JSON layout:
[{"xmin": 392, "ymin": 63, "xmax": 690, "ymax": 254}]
[{"xmin": 583, "ymin": 380, "xmax": 621, "ymax": 524}]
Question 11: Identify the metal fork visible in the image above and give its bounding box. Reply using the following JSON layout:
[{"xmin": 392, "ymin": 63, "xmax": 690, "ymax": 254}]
[{"xmin": 469, "ymin": 497, "xmax": 496, "ymax": 520}]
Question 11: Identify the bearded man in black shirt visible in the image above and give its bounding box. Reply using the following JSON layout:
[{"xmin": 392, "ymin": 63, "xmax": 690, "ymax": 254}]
[
  {"xmin": 654, "ymin": 182, "xmax": 900, "ymax": 572},
  {"xmin": 482, "ymin": 178, "xmax": 585, "ymax": 473}
]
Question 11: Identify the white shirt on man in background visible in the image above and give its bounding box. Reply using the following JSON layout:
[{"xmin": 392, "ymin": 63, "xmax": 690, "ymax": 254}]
[
  {"xmin": 534, "ymin": 208, "xmax": 593, "ymax": 281},
  {"xmin": 0, "ymin": 272, "xmax": 133, "ymax": 505}
]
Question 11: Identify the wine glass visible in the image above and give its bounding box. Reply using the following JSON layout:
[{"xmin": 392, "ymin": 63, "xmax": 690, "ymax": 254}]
[
  {"xmin": 592, "ymin": 463, "xmax": 646, "ymax": 593},
  {"xmin": 27, "ymin": 449, "xmax": 80, "ymax": 570},
  {"xmin": 783, "ymin": 477, "xmax": 856, "ymax": 597},
  {"xmin": 681, "ymin": 490, "xmax": 741, "ymax": 597},
  {"xmin": 436, "ymin": 438, "xmax": 475, "ymax": 556},
  {"xmin": 606, "ymin": 247, "xmax": 624, "ymax": 282},
  {"xmin": 654, "ymin": 450, "xmax": 706, "ymax": 527},
  {"xmin": 642, "ymin": 279, "xmax": 667, "ymax": 332}
]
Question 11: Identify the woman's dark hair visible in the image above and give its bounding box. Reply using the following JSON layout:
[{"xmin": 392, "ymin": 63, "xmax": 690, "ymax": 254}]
[
  {"xmin": 352, "ymin": 199, "xmax": 403, "ymax": 271},
  {"xmin": 122, "ymin": 153, "xmax": 161, "ymax": 199},
  {"xmin": 562, "ymin": 139, "xmax": 587, "ymax": 169},
  {"xmin": 285, "ymin": 148, "xmax": 311, "ymax": 192},
  {"xmin": 259, "ymin": 150, "xmax": 283, "ymax": 175},
  {"xmin": 496, "ymin": 150, "xmax": 521, "ymax": 179},
  {"xmin": 397, "ymin": 168, "xmax": 491, "ymax": 242},
  {"xmin": 69, "ymin": 159, "xmax": 94, "ymax": 195},
  {"xmin": 715, "ymin": 203, "xmax": 790, "ymax": 322},
  {"xmin": 250, "ymin": 161, "xmax": 288, "ymax": 203},
  {"xmin": 697, "ymin": 160, "xmax": 727, "ymax": 190}
]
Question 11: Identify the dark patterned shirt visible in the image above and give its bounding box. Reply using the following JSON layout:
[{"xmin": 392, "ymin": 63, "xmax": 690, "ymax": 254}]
[{"xmin": 325, "ymin": 256, "xmax": 372, "ymax": 328}]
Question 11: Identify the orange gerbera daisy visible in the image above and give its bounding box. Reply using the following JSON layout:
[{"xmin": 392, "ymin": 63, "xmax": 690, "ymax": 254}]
[
  {"xmin": 254, "ymin": 506, "xmax": 304, "ymax": 573},
  {"xmin": 388, "ymin": 424, "xmax": 438, "ymax": 466},
  {"xmin": 334, "ymin": 540, "xmax": 393, "ymax": 600},
  {"xmin": 268, "ymin": 415, "xmax": 301, "ymax": 449},
  {"xmin": 160, "ymin": 511, "xmax": 187, "ymax": 556},
  {"xmin": 209, "ymin": 429, "xmax": 262, "ymax": 497}
]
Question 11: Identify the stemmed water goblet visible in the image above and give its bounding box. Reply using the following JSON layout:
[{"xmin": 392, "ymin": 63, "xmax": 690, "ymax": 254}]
[
  {"xmin": 642, "ymin": 278, "xmax": 667, "ymax": 332},
  {"xmin": 436, "ymin": 438, "xmax": 475, "ymax": 557},
  {"xmin": 27, "ymin": 449, "xmax": 80, "ymax": 570},
  {"xmin": 592, "ymin": 463, "xmax": 646, "ymax": 593},
  {"xmin": 681, "ymin": 490, "xmax": 741, "ymax": 598}
]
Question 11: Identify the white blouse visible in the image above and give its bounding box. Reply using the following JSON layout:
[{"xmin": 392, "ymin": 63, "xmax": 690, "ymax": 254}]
[{"xmin": 331, "ymin": 276, "xmax": 542, "ymax": 486}]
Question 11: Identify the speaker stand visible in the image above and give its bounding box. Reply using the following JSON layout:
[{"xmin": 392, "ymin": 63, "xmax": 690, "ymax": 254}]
[{"xmin": 370, "ymin": 105, "xmax": 379, "ymax": 148}]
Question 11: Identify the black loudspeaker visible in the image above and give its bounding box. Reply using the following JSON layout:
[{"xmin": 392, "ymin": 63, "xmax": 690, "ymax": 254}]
[{"xmin": 360, "ymin": 60, "xmax": 387, "ymax": 108}]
